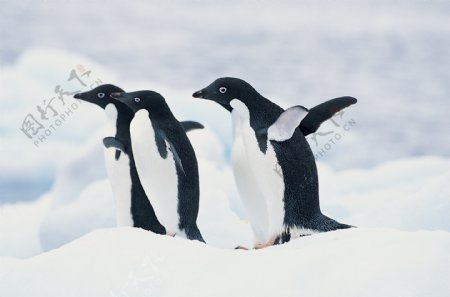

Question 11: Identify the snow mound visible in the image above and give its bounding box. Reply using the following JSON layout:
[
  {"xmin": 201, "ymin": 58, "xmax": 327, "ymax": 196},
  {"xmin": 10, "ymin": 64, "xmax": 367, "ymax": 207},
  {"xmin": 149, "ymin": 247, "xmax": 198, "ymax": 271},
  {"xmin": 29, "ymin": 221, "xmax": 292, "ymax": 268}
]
[
  {"xmin": 0, "ymin": 196, "xmax": 50, "ymax": 258},
  {"xmin": 1, "ymin": 150, "xmax": 448, "ymax": 258},
  {"xmin": 35, "ymin": 127, "xmax": 250, "ymax": 254},
  {"xmin": 1, "ymin": 227, "xmax": 449, "ymax": 297},
  {"xmin": 318, "ymin": 156, "xmax": 450, "ymax": 231}
]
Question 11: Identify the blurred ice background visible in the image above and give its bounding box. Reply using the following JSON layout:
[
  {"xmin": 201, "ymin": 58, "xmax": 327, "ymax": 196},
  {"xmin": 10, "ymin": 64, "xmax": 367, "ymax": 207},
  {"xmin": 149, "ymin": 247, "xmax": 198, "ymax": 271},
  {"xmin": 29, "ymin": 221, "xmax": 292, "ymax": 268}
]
[{"xmin": 0, "ymin": 0, "xmax": 450, "ymax": 258}]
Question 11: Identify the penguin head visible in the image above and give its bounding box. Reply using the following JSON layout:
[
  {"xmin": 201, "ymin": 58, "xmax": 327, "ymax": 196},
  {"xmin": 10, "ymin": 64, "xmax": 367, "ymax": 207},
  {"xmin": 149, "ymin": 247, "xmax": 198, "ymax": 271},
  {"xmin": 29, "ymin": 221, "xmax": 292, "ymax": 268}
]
[
  {"xmin": 193, "ymin": 77, "xmax": 258, "ymax": 109},
  {"xmin": 110, "ymin": 90, "xmax": 167, "ymax": 113},
  {"xmin": 73, "ymin": 84, "xmax": 124, "ymax": 109}
]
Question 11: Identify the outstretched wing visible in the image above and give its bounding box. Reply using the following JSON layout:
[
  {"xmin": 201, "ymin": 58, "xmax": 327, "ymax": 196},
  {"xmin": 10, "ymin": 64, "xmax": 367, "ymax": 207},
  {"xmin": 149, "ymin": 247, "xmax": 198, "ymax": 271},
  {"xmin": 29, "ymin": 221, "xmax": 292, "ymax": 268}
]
[
  {"xmin": 180, "ymin": 121, "xmax": 204, "ymax": 132},
  {"xmin": 300, "ymin": 96, "xmax": 357, "ymax": 136},
  {"xmin": 266, "ymin": 105, "xmax": 309, "ymax": 142}
]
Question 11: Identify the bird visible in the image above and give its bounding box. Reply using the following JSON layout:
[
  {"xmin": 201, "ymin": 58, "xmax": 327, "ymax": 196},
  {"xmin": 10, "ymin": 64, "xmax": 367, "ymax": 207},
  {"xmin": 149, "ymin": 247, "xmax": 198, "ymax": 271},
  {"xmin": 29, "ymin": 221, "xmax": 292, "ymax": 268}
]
[
  {"xmin": 74, "ymin": 84, "xmax": 203, "ymax": 234},
  {"xmin": 193, "ymin": 77, "xmax": 355, "ymax": 248},
  {"xmin": 110, "ymin": 90, "xmax": 205, "ymax": 242}
]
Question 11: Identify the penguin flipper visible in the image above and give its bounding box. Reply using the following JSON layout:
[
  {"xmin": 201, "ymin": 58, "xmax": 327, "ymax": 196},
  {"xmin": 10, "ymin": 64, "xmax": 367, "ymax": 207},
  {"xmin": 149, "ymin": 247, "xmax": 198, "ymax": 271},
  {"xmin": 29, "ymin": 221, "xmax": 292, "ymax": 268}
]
[
  {"xmin": 266, "ymin": 105, "xmax": 309, "ymax": 141},
  {"xmin": 300, "ymin": 96, "xmax": 357, "ymax": 136},
  {"xmin": 155, "ymin": 128, "xmax": 186, "ymax": 174},
  {"xmin": 103, "ymin": 137, "xmax": 126, "ymax": 151},
  {"xmin": 180, "ymin": 121, "xmax": 204, "ymax": 132},
  {"xmin": 103, "ymin": 137, "xmax": 126, "ymax": 161},
  {"xmin": 168, "ymin": 141, "xmax": 185, "ymax": 175}
]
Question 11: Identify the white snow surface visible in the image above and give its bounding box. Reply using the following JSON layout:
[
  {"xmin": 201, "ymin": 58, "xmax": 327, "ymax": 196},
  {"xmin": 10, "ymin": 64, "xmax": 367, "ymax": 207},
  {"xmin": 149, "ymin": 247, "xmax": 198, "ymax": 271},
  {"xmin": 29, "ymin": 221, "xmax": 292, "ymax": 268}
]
[
  {"xmin": 1, "ymin": 132, "xmax": 449, "ymax": 258},
  {"xmin": 1, "ymin": 227, "xmax": 449, "ymax": 297},
  {"xmin": 1, "ymin": 3, "xmax": 450, "ymax": 293},
  {"xmin": 3, "ymin": 0, "xmax": 450, "ymax": 203}
]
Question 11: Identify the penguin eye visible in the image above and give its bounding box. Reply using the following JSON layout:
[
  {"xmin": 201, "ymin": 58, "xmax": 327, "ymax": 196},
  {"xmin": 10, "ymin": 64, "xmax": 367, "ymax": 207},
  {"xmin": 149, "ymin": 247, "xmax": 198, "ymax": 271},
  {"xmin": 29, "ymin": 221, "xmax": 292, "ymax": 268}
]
[
  {"xmin": 97, "ymin": 92, "xmax": 105, "ymax": 98},
  {"xmin": 219, "ymin": 87, "xmax": 227, "ymax": 94},
  {"xmin": 134, "ymin": 97, "xmax": 141, "ymax": 103}
]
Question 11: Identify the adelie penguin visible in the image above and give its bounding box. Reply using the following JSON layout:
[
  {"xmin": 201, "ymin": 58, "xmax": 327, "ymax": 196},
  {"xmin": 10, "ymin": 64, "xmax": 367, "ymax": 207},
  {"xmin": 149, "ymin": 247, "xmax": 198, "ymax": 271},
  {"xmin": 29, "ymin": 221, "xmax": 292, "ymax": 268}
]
[
  {"xmin": 110, "ymin": 90, "xmax": 205, "ymax": 242},
  {"xmin": 193, "ymin": 77, "xmax": 356, "ymax": 248},
  {"xmin": 73, "ymin": 84, "xmax": 204, "ymax": 234}
]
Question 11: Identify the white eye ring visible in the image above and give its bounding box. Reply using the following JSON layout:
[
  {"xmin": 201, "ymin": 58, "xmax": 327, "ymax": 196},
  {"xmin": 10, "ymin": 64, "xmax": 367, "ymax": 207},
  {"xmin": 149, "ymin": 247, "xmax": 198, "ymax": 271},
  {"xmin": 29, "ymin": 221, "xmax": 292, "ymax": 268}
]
[
  {"xmin": 97, "ymin": 92, "xmax": 105, "ymax": 98},
  {"xmin": 219, "ymin": 87, "xmax": 227, "ymax": 94},
  {"xmin": 134, "ymin": 97, "xmax": 141, "ymax": 103}
]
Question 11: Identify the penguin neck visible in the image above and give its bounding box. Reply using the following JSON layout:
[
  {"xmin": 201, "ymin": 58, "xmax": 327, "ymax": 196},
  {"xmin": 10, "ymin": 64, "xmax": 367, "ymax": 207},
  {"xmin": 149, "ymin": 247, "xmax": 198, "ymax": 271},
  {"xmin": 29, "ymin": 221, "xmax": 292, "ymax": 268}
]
[
  {"xmin": 105, "ymin": 103, "xmax": 132, "ymax": 145},
  {"xmin": 143, "ymin": 103, "xmax": 175, "ymax": 126},
  {"xmin": 219, "ymin": 103, "xmax": 233, "ymax": 112},
  {"xmin": 114, "ymin": 103, "xmax": 133, "ymax": 142},
  {"xmin": 221, "ymin": 89, "xmax": 261, "ymax": 113},
  {"xmin": 238, "ymin": 93, "xmax": 283, "ymax": 128}
]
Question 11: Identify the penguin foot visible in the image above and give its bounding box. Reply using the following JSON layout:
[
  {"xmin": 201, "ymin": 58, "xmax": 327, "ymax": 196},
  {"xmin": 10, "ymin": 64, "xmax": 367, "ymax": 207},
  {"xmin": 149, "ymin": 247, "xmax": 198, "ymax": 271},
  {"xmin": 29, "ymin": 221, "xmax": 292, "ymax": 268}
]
[
  {"xmin": 254, "ymin": 243, "xmax": 270, "ymax": 249},
  {"xmin": 166, "ymin": 232, "xmax": 176, "ymax": 237},
  {"xmin": 254, "ymin": 237, "xmax": 276, "ymax": 249},
  {"xmin": 234, "ymin": 246, "xmax": 250, "ymax": 250}
]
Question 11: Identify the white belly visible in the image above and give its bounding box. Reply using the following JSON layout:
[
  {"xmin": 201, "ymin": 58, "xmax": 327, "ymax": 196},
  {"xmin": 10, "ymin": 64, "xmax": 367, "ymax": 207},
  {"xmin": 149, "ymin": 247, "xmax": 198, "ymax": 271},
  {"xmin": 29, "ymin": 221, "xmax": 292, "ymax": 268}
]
[
  {"xmin": 231, "ymin": 104, "xmax": 272, "ymax": 244},
  {"xmin": 231, "ymin": 99, "xmax": 286, "ymax": 241},
  {"xmin": 241, "ymin": 128, "xmax": 285, "ymax": 239},
  {"xmin": 104, "ymin": 148, "xmax": 133, "ymax": 227},
  {"xmin": 231, "ymin": 134, "xmax": 270, "ymax": 244},
  {"xmin": 103, "ymin": 104, "xmax": 133, "ymax": 227},
  {"xmin": 130, "ymin": 110, "xmax": 180, "ymax": 234}
]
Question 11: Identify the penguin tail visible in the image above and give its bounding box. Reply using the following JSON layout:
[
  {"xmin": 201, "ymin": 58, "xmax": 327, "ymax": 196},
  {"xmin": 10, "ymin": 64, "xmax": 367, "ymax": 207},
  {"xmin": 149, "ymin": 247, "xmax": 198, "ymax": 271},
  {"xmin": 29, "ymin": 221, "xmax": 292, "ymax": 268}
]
[
  {"xmin": 311, "ymin": 213, "xmax": 355, "ymax": 232},
  {"xmin": 185, "ymin": 225, "xmax": 206, "ymax": 243}
]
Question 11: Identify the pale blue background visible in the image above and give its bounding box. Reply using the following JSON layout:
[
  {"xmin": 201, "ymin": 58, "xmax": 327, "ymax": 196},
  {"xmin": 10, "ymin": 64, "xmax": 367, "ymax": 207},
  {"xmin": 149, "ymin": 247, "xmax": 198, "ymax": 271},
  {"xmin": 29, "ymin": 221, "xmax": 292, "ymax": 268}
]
[{"xmin": 1, "ymin": 0, "xmax": 450, "ymax": 203}]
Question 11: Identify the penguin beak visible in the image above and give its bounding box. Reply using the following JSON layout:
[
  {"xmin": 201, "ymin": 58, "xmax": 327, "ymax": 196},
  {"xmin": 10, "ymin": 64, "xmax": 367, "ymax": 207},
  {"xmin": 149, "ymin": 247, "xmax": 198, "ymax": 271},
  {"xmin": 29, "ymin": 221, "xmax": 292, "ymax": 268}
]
[
  {"xmin": 110, "ymin": 92, "xmax": 127, "ymax": 105},
  {"xmin": 110, "ymin": 92, "xmax": 123, "ymax": 99},
  {"xmin": 73, "ymin": 92, "xmax": 84, "ymax": 99},
  {"xmin": 192, "ymin": 89, "xmax": 205, "ymax": 99},
  {"xmin": 110, "ymin": 92, "xmax": 135, "ymax": 111}
]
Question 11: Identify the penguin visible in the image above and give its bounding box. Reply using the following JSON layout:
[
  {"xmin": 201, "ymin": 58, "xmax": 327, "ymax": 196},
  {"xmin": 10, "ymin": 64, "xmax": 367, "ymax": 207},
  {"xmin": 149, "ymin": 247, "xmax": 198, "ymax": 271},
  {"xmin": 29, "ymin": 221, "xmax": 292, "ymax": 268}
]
[
  {"xmin": 110, "ymin": 90, "xmax": 205, "ymax": 242},
  {"xmin": 193, "ymin": 77, "xmax": 356, "ymax": 248},
  {"xmin": 73, "ymin": 84, "xmax": 204, "ymax": 234}
]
